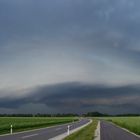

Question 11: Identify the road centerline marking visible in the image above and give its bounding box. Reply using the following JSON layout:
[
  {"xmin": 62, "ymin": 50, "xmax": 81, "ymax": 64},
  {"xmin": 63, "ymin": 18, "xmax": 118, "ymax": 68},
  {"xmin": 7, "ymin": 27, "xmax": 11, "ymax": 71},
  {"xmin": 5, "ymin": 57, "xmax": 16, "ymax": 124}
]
[
  {"xmin": 21, "ymin": 133, "xmax": 39, "ymax": 139},
  {"xmin": 55, "ymin": 128, "xmax": 62, "ymax": 131}
]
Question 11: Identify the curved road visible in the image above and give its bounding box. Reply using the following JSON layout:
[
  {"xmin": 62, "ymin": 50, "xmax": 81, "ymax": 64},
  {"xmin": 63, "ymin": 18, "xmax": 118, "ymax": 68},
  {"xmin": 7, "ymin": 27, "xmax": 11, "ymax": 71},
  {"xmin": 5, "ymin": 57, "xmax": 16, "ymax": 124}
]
[
  {"xmin": 0, "ymin": 119, "xmax": 90, "ymax": 140},
  {"xmin": 100, "ymin": 121, "xmax": 140, "ymax": 140}
]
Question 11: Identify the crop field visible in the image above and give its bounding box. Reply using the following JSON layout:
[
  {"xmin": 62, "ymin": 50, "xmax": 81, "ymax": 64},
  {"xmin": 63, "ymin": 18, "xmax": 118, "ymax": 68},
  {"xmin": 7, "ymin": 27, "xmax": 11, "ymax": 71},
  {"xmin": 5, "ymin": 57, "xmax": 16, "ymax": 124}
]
[
  {"xmin": 64, "ymin": 119, "xmax": 98, "ymax": 140},
  {"xmin": 0, "ymin": 117, "xmax": 77, "ymax": 135},
  {"xmin": 104, "ymin": 117, "xmax": 140, "ymax": 135}
]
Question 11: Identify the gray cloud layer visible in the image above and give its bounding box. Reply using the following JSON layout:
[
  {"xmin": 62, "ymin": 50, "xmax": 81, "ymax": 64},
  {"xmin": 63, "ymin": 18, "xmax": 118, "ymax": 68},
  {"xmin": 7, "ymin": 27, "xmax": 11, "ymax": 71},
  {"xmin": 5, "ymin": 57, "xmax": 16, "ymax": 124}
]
[
  {"xmin": 0, "ymin": 0, "xmax": 140, "ymax": 113},
  {"xmin": 0, "ymin": 82, "xmax": 140, "ymax": 114}
]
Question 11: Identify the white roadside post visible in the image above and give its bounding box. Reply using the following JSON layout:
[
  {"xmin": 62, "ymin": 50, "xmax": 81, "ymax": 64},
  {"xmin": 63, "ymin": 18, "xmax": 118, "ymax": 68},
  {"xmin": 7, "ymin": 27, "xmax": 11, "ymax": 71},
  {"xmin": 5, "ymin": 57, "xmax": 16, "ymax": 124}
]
[
  {"xmin": 67, "ymin": 125, "xmax": 70, "ymax": 135},
  {"xmin": 10, "ymin": 125, "xmax": 13, "ymax": 134}
]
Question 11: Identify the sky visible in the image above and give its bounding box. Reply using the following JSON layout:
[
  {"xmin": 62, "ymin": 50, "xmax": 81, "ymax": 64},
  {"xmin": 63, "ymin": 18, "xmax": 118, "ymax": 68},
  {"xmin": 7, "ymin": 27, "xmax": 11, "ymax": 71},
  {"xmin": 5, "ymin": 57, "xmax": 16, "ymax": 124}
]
[{"xmin": 0, "ymin": 0, "xmax": 140, "ymax": 114}]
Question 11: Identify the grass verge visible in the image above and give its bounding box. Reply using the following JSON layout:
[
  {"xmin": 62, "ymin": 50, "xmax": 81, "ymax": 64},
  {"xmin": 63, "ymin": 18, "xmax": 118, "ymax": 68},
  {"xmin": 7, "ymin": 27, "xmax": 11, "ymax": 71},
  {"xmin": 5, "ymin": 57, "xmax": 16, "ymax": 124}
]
[{"xmin": 64, "ymin": 119, "xmax": 98, "ymax": 140}]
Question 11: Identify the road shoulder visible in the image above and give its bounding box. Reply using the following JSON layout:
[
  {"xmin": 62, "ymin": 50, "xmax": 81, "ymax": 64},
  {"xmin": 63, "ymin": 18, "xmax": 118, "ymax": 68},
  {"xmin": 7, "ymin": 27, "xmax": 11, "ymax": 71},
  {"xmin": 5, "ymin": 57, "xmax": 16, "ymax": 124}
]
[{"xmin": 49, "ymin": 119, "xmax": 92, "ymax": 140}]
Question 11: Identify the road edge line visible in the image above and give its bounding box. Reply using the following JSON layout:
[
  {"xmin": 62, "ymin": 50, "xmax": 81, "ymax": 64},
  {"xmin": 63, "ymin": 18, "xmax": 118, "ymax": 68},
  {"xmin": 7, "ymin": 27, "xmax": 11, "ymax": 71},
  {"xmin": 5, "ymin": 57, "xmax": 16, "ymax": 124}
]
[
  {"xmin": 48, "ymin": 119, "xmax": 92, "ymax": 140},
  {"xmin": 109, "ymin": 121, "xmax": 140, "ymax": 138},
  {"xmin": 0, "ymin": 120, "xmax": 80, "ymax": 137}
]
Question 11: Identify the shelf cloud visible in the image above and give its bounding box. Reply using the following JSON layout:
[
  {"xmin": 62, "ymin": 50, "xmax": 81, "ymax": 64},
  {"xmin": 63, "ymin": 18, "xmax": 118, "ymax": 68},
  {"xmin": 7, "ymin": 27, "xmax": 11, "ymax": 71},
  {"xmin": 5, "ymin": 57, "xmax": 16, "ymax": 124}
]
[
  {"xmin": 0, "ymin": 0, "xmax": 140, "ymax": 114},
  {"xmin": 0, "ymin": 82, "xmax": 140, "ymax": 114}
]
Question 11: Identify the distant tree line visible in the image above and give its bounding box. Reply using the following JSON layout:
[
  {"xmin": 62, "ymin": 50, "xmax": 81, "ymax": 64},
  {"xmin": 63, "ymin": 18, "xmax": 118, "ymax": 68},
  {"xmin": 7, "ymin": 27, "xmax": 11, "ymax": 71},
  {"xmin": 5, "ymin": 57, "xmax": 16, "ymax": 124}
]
[
  {"xmin": 115, "ymin": 114, "xmax": 140, "ymax": 117},
  {"xmin": 0, "ymin": 114, "xmax": 34, "ymax": 117},
  {"xmin": 83, "ymin": 112, "xmax": 110, "ymax": 117},
  {"xmin": 83, "ymin": 112, "xmax": 140, "ymax": 117},
  {"xmin": 0, "ymin": 113, "xmax": 78, "ymax": 117},
  {"xmin": 0, "ymin": 112, "xmax": 139, "ymax": 117}
]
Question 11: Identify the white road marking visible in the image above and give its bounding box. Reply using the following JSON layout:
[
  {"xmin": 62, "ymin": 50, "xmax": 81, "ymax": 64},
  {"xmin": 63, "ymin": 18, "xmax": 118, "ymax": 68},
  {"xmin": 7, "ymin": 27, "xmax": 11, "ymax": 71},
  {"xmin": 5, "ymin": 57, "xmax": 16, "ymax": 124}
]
[
  {"xmin": 110, "ymin": 122, "xmax": 140, "ymax": 138},
  {"xmin": 21, "ymin": 134, "xmax": 39, "ymax": 139},
  {"xmin": 94, "ymin": 121, "xmax": 100, "ymax": 140},
  {"xmin": 55, "ymin": 128, "xmax": 62, "ymax": 131},
  {"xmin": 0, "ymin": 121, "xmax": 77, "ymax": 137},
  {"xmin": 49, "ymin": 120, "xmax": 92, "ymax": 140}
]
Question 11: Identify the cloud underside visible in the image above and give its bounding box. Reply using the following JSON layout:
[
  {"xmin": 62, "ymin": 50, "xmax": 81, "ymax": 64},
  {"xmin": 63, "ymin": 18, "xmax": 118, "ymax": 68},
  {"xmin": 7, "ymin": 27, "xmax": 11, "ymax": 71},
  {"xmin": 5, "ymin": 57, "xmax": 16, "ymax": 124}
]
[{"xmin": 0, "ymin": 82, "xmax": 140, "ymax": 114}]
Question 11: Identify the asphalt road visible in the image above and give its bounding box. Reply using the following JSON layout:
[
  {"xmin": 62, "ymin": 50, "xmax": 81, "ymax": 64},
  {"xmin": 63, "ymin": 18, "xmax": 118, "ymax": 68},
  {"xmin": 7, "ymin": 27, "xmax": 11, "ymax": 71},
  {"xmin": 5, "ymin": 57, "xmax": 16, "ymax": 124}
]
[
  {"xmin": 100, "ymin": 121, "xmax": 140, "ymax": 140},
  {"xmin": 0, "ymin": 119, "xmax": 90, "ymax": 140}
]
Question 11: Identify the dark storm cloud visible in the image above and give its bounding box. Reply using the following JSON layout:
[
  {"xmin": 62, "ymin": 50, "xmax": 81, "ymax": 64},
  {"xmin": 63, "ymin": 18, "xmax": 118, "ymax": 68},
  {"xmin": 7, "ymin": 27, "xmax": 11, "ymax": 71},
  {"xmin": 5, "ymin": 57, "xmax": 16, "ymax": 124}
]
[
  {"xmin": 0, "ymin": 0, "xmax": 140, "ymax": 114},
  {"xmin": 0, "ymin": 82, "xmax": 140, "ymax": 114}
]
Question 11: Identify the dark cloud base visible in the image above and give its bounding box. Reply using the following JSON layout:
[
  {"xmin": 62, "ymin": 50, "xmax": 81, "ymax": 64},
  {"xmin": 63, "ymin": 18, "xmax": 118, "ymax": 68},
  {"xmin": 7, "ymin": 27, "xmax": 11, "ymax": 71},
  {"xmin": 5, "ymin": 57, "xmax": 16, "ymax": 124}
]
[{"xmin": 0, "ymin": 82, "xmax": 140, "ymax": 114}]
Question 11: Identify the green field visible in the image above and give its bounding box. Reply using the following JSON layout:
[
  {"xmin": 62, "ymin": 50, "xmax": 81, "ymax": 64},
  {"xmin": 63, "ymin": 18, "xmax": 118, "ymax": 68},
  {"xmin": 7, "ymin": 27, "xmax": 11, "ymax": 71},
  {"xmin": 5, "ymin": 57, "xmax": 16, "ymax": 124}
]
[
  {"xmin": 104, "ymin": 117, "xmax": 140, "ymax": 135},
  {"xmin": 0, "ymin": 117, "xmax": 77, "ymax": 135},
  {"xmin": 64, "ymin": 119, "xmax": 98, "ymax": 140}
]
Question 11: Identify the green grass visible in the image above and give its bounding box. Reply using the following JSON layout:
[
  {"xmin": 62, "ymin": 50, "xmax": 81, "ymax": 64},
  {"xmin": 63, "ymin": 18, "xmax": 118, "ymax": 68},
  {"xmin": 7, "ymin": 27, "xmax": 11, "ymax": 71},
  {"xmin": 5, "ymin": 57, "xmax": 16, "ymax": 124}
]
[
  {"xmin": 0, "ymin": 117, "xmax": 77, "ymax": 135},
  {"xmin": 104, "ymin": 117, "xmax": 140, "ymax": 135},
  {"xmin": 64, "ymin": 119, "xmax": 98, "ymax": 140}
]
